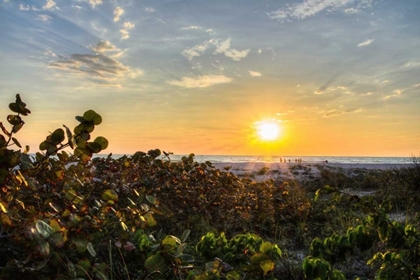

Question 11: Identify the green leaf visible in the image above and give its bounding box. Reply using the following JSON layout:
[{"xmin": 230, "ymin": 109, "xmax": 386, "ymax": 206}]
[
  {"xmin": 83, "ymin": 110, "xmax": 102, "ymax": 125},
  {"xmin": 36, "ymin": 220, "xmax": 53, "ymax": 239},
  {"xmin": 7, "ymin": 115, "xmax": 22, "ymax": 125},
  {"xmin": 181, "ymin": 229, "xmax": 191, "ymax": 242},
  {"xmin": 39, "ymin": 140, "xmax": 52, "ymax": 151},
  {"xmin": 146, "ymin": 195, "xmax": 157, "ymax": 205},
  {"xmin": 0, "ymin": 135, "xmax": 6, "ymax": 147},
  {"xmin": 75, "ymin": 116, "xmax": 85, "ymax": 123},
  {"xmin": 94, "ymin": 136, "xmax": 108, "ymax": 150},
  {"xmin": 102, "ymin": 189, "xmax": 118, "ymax": 202},
  {"xmin": 51, "ymin": 128, "xmax": 65, "ymax": 145},
  {"xmin": 314, "ymin": 189, "xmax": 321, "ymax": 202},
  {"xmin": 87, "ymin": 242, "xmax": 96, "ymax": 257},
  {"xmin": 259, "ymin": 242, "xmax": 272, "ymax": 254},
  {"xmin": 145, "ymin": 253, "xmax": 166, "ymax": 274},
  {"xmin": 87, "ymin": 141, "xmax": 102, "ymax": 153},
  {"xmin": 0, "ymin": 202, "xmax": 7, "ymax": 213},
  {"xmin": 12, "ymin": 123, "xmax": 24, "ymax": 133},
  {"xmin": 63, "ymin": 125, "xmax": 74, "ymax": 149},
  {"xmin": 12, "ymin": 137, "xmax": 22, "ymax": 148}
]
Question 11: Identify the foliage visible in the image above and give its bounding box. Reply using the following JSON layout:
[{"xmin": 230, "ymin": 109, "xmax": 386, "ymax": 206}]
[
  {"xmin": 1, "ymin": 94, "xmax": 419, "ymax": 279},
  {"xmin": 304, "ymin": 188, "xmax": 420, "ymax": 279}
]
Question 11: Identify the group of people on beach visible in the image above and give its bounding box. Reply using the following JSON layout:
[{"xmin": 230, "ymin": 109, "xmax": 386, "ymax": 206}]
[{"xmin": 279, "ymin": 158, "xmax": 303, "ymax": 163}]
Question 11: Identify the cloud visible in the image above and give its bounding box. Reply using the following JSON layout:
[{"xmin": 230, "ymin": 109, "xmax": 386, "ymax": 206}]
[
  {"xmin": 82, "ymin": 0, "xmax": 102, "ymax": 8},
  {"xmin": 19, "ymin": 4, "xmax": 30, "ymax": 10},
  {"xmin": 113, "ymin": 7, "xmax": 124, "ymax": 22},
  {"xmin": 181, "ymin": 26, "xmax": 202, "ymax": 30},
  {"xmin": 182, "ymin": 41, "xmax": 212, "ymax": 60},
  {"xmin": 322, "ymin": 107, "xmax": 361, "ymax": 117},
  {"xmin": 384, "ymin": 89, "xmax": 403, "ymax": 100},
  {"xmin": 268, "ymin": 0, "xmax": 373, "ymax": 21},
  {"xmin": 249, "ymin": 71, "xmax": 262, "ymax": 77},
  {"xmin": 42, "ymin": 0, "xmax": 58, "ymax": 11},
  {"xmin": 182, "ymin": 38, "xmax": 250, "ymax": 61},
  {"xmin": 72, "ymin": 5, "xmax": 83, "ymax": 10},
  {"xmin": 358, "ymin": 39, "xmax": 374, "ymax": 47},
  {"xmin": 36, "ymin": 14, "xmax": 52, "ymax": 22},
  {"xmin": 91, "ymin": 40, "xmax": 119, "ymax": 53},
  {"xmin": 169, "ymin": 75, "xmax": 232, "ymax": 88},
  {"xmin": 213, "ymin": 38, "xmax": 250, "ymax": 61},
  {"xmin": 120, "ymin": 21, "xmax": 135, "ymax": 39},
  {"xmin": 145, "ymin": 7, "xmax": 155, "ymax": 13}
]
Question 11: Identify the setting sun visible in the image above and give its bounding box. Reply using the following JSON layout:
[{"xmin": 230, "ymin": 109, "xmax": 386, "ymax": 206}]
[{"xmin": 256, "ymin": 120, "xmax": 281, "ymax": 141}]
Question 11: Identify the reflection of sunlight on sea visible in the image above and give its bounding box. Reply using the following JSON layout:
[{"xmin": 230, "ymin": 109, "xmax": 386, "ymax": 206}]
[{"xmin": 97, "ymin": 154, "xmax": 414, "ymax": 164}]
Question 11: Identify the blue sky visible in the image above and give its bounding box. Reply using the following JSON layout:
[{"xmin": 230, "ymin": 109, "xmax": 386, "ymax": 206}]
[{"xmin": 0, "ymin": 0, "xmax": 419, "ymax": 156}]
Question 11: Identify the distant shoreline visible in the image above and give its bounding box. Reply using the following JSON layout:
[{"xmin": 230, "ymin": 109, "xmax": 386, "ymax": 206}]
[{"xmin": 211, "ymin": 162, "xmax": 417, "ymax": 181}]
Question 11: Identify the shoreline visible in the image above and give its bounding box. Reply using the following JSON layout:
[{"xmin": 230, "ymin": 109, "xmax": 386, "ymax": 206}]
[{"xmin": 212, "ymin": 162, "xmax": 417, "ymax": 181}]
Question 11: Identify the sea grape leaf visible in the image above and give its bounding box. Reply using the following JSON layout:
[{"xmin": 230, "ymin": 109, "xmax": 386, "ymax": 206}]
[
  {"xmin": 87, "ymin": 242, "xmax": 96, "ymax": 257},
  {"xmin": 76, "ymin": 259, "xmax": 91, "ymax": 277},
  {"xmin": 144, "ymin": 212, "xmax": 157, "ymax": 227},
  {"xmin": 49, "ymin": 231, "xmax": 66, "ymax": 248},
  {"xmin": 181, "ymin": 229, "xmax": 191, "ymax": 242},
  {"xmin": 63, "ymin": 125, "xmax": 74, "ymax": 149},
  {"xmin": 145, "ymin": 253, "xmax": 166, "ymax": 274},
  {"xmin": 37, "ymin": 239, "xmax": 50, "ymax": 257},
  {"xmin": 94, "ymin": 136, "xmax": 108, "ymax": 150},
  {"xmin": 75, "ymin": 116, "xmax": 85, "ymax": 123},
  {"xmin": 87, "ymin": 141, "xmax": 102, "ymax": 153},
  {"xmin": 0, "ymin": 213, "xmax": 13, "ymax": 226},
  {"xmin": 12, "ymin": 123, "xmax": 24, "ymax": 133},
  {"xmin": 72, "ymin": 236, "xmax": 88, "ymax": 253},
  {"xmin": 259, "ymin": 242, "xmax": 273, "ymax": 254},
  {"xmin": 102, "ymin": 189, "xmax": 118, "ymax": 202},
  {"xmin": 0, "ymin": 202, "xmax": 7, "ymax": 213},
  {"xmin": 11, "ymin": 137, "xmax": 21, "ymax": 148},
  {"xmin": 36, "ymin": 220, "xmax": 53, "ymax": 239},
  {"xmin": 51, "ymin": 129, "xmax": 65, "ymax": 145},
  {"xmin": 83, "ymin": 110, "xmax": 102, "ymax": 125},
  {"xmin": 0, "ymin": 135, "xmax": 6, "ymax": 147},
  {"xmin": 146, "ymin": 195, "xmax": 157, "ymax": 205},
  {"xmin": 7, "ymin": 115, "xmax": 22, "ymax": 125},
  {"xmin": 39, "ymin": 140, "xmax": 52, "ymax": 151}
]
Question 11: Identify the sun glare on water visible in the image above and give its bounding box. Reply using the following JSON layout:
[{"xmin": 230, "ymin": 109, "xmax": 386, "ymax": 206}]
[{"xmin": 256, "ymin": 120, "xmax": 281, "ymax": 141}]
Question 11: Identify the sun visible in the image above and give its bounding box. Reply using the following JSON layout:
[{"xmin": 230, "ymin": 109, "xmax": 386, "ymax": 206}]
[{"xmin": 255, "ymin": 120, "xmax": 281, "ymax": 141}]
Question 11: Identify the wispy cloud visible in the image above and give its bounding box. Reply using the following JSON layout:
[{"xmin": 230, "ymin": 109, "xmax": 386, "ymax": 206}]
[
  {"xmin": 49, "ymin": 54, "xmax": 128, "ymax": 79},
  {"xmin": 384, "ymin": 89, "xmax": 403, "ymax": 100},
  {"xmin": 181, "ymin": 26, "xmax": 202, "ymax": 30},
  {"xmin": 169, "ymin": 75, "xmax": 232, "ymax": 88},
  {"xmin": 268, "ymin": 0, "xmax": 373, "ymax": 21},
  {"xmin": 358, "ymin": 38, "xmax": 374, "ymax": 47},
  {"xmin": 249, "ymin": 70, "xmax": 262, "ymax": 77},
  {"xmin": 42, "ymin": 0, "xmax": 58, "ymax": 11},
  {"xmin": 19, "ymin": 4, "xmax": 30, "ymax": 10},
  {"xmin": 120, "ymin": 21, "xmax": 135, "ymax": 39},
  {"xmin": 36, "ymin": 14, "xmax": 52, "ymax": 22},
  {"xmin": 182, "ymin": 40, "xmax": 212, "ymax": 60},
  {"xmin": 145, "ymin": 7, "xmax": 155, "ymax": 13},
  {"xmin": 113, "ymin": 7, "xmax": 124, "ymax": 22},
  {"xmin": 182, "ymin": 38, "xmax": 250, "ymax": 61}
]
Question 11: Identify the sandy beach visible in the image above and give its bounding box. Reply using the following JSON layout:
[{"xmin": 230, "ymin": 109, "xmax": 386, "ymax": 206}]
[{"xmin": 212, "ymin": 162, "xmax": 416, "ymax": 181}]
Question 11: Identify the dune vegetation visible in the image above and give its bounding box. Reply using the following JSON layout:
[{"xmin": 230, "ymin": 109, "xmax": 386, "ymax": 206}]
[{"xmin": 1, "ymin": 95, "xmax": 419, "ymax": 279}]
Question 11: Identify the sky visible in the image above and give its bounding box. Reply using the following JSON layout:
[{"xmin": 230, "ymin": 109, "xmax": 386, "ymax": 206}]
[{"xmin": 0, "ymin": 0, "xmax": 419, "ymax": 157}]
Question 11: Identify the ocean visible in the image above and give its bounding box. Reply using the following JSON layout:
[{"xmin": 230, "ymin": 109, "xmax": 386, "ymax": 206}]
[{"xmin": 107, "ymin": 154, "xmax": 416, "ymax": 165}]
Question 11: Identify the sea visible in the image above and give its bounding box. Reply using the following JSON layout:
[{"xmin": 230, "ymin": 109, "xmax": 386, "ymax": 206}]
[{"xmin": 106, "ymin": 154, "xmax": 416, "ymax": 165}]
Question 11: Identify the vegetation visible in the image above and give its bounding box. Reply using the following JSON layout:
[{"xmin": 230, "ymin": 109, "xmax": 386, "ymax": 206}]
[{"xmin": 0, "ymin": 95, "xmax": 419, "ymax": 279}]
